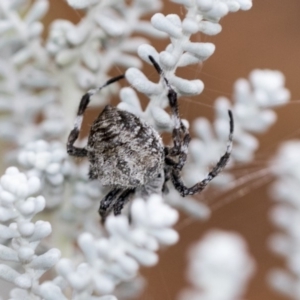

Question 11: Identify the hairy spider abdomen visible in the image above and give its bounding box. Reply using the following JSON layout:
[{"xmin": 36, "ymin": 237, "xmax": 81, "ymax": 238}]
[{"xmin": 86, "ymin": 105, "xmax": 164, "ymax": 187}]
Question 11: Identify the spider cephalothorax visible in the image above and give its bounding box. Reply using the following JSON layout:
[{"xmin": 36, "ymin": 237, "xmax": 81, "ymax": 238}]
[{"xmin": 67, "ymin": 56, "xmax": 234, "ymax": 222}]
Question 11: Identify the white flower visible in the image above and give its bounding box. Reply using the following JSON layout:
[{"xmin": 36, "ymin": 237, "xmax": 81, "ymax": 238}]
[
  {"xmin": 180, "ymin": 230, "xmax": 255, "ymax": 300},
  {"xmin": 0, "ymin": 167, "xmax": 63, "ymax": 299},
  {"xmin": 56, "ymin": 195, "xmax": 178, "ymax": 297}
]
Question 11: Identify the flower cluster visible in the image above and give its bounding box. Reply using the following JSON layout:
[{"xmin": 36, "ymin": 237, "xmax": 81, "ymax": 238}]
[
  {"xmin": 120, "ymin": 0, "xmax": 252, "ymax": 130},
  {"xmin": 18, "ymin": 140, "xmax": 72, "ymax": 208},
  {"xmin": 0, "ymin": 166, "xmax": 179, "ymax": 299},
  {"xmin": 0, "ymin": 1, "xmax": 63, "ymax": 145},
  {"xmin": 55, "ymin": 194, "xmax": 179, "ymax": 298},
  {"xmin": 179, "ymin": 230, "xmax": 255, "ymax": 300},
  {"xmin": 268, "ymin": 141, "xmax": 300, "ymax": 299},
  {"xmin": 46, "ymin": 0, "xmax": 165, "ymax": 121},
  {"xmin": 0, "ymin": 167, "xmax": 64, "ymax": 300},
  {"xmin": 184, "ymin": 69, "xmax": 290, "ymax": 188}
]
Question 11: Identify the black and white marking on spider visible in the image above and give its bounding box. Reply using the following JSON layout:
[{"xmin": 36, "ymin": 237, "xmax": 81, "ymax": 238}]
[{"xmin": 67, "ymin": 56, "xmax": 234, "ymax": 223}]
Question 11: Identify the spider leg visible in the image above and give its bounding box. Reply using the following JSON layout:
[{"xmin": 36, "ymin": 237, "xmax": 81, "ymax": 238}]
[
  {"xmin": 162, "ymin": 167, "xmax": 171, "ymax": 194},
  {"xmin": 165, "ymin": 131, "xmax": 191, "ymax": 171},
  {"xmin": 67, "ymin": 74, "xmax": 125, "ymax": 157},
  {"xmin": 149, "ymin": 55, "xmax": 190, "ymax": 170},
  {"xmin": 171, "ymin": 110, "xmax": 234, "ymax": 197},
  {"xmin": 113, "ymin": 189, "xmax": 135, "ymax": 216},
  {"xmin": 149, "ymin": 56, "xmax": 182, "ymax": 153},
  {"xmin": 99, "ymin": 188, "xmax": 122, "ymax": 223}
]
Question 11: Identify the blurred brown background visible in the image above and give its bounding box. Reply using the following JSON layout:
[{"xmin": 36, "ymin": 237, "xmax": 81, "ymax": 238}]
[{"xmin": 46, "ymin": 1, "xmax": 300, "ymax": 299}]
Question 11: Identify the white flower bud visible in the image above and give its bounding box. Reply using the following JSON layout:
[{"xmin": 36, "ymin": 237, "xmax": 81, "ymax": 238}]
[
  {"xmin": 96, "ymin": 15, "xmax": 125, "ymax": 37},
  {"xmin": 182, "ymin": 18, "xmax": 199, "ymax": 34},
  {"xmin": 132, "ymin": 230, "xmax": 159, "ymax": 251},
  {"xmin": 0, "ymin": 224, "xmax": 19, "ymax": 240},
  {"xmin": 177, "ymin": 53, "xmax": 200, "ymax": 67},
  {"xmin": 37, "ymin": 282, "xmax": 68, "ymax": 300},
  {"xmin": 5, "ymin": 167, "xmax": 19, "ymax": 176},
  {"xmin": 152, "ymin": 228, "xmax": 179, "ymax": 245},
  {"xmin": 0, "ymin": 245, "xmax": 18, "ymax": 261},
  {"xmin": 199, "ymin": 21, "xmax": 222, "ymax": 35},
  {"xmin": 67, "ymin": 265, "xmax": 91, "ymax": 290},
  {"xmin": 34, "ymin": 196, "xmax": 46, "ymax": 213},
  {"xmin": 29, "ymin": 248, "xmax": 61, "ymax": 270},
  {"xmin": 18, "ymin": 199, "xmax": 35, "ymax": 216},
  {"xmin": 47, "ymin": 173, "xmax": 64, "ymax": 186},
  {"xmin": 227, "ymin": 1, "xmax": 240, "ymax": 12},
  {"xmin": 17, "ymin": 221, "xmax": 35, "ymax": 237},
  {"xmin": 46, "ymin": 163, "xmax": 60, "ymax": 175},
  {"xmin": 171, "ymin": 77, "xmax": 204, "ymax": 96},
  {"xmin": 27, "ymin": 176, "xmax": 41, "ymax": 194},
  {"xmin": 0, "ymin": 207, "xmax": 17, "ymax": 222},
  {"xmin": 126, "ymin": 68, "xmax": 161, "ymax": 95},
  {"xmin": 56, "ymin": 259, "xmax": 74, "ymax": 277},
  {"xmin": 0, "ymin": 265, "xmax": 20, "ymax": 283},
  {"xmin": 185, "ymin": 230, "xmax": 255, "ymax": 299},
  {"xmin": 24, "ymin": 0, "xmax": 49, "ymax": 24},
  {"xmin": 55, "ymin": 49, "xmax": 78, "ymax": 66},
  {"xmin": 52, "ymin": 149, "xmax": 67, "ymax": 162},
  {"xmin": 93, "ymin": 274, "xmax": 115, "ymax": 294},
  {"xmin": 12, "ymin": 48, "xmax": 32, "ymax": 66},
  {"xmin": 138, "ymin": 44, "xmax": 160, "ymax": 64},
  {"xmin": 119, "ymin": 87, "xmax": 142, "ymax": 111},
  {"xmin": 0, "ymin": 190, "xmax": 15, "ymax": 203},
  {"xmin": 0, "ymin": 21, "xmax": 13, "ymax": 34},
  {"xmin": 82, "ymin": 49, "xmax": 99, "ymax": 71},
  {"xmin": 196, "ymin": 0, "xmax": 213, "ymax": 11},
  {"xmin": 183, "ymin": 42, "xmax": 215, "ymax": 60},
  {"xmin": 78, "ymin": 233, "xmax": 97, "ymax": 261},
  {"xmin": 18, "ymin": 246, "xmax": 35, "ymax": 264},
  {"xmin": 206, "ymin": 1, "xmax": 229, "ymax": 20},
  {"xmin": 151, "ymin": 106, "xmax": 172, "ymax": 128},
  {"xmin": 106, "ymin": 216, "xmax": 130, "ymax": 237},
  {"xmin": 238, "ymin": 0, "xmax": 253, "ymax": 10},
  {"xmin": 66, "ymin": 23, "xmax": 90, "ymax": 46},
  {"xmin": 28, "ymin": 221, "xmax": 52, "ymax": 242},
  {"xmin": 28, "ymin": 22, "xmax": 44, "ymax": 38},
  {"xmin": 131, "ymin": 198, "xmax": 148, "ymax": 225},
  {"xmin": 127, "ymin": 247, "xmax": 158, "ymax": 266},
  {"xmin": 235, "ymin": 133, "xmax": 258, "ymax": 151},
  {"xmin": 66, "ymin": 0, "xmax": 98, "ymax": 9},
  {"xmin": 166, "ymin": 14, "xmax": 182, "ymax": 27},
  {"xmin": 14, "ymin": 273, "xmax": 32, "ymax": 289},
  {"xmin": 151, "ymin": 13, "xmax": 182, "ymax": 38},
  {"xmin": 159, "ymin": 51, "xmax": 177, "ymax": 69}
]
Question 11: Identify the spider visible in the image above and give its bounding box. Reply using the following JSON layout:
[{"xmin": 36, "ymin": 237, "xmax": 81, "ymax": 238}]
[{"xmin": 67, "ymin": 56, "xmax": 234, "ymax": 223}]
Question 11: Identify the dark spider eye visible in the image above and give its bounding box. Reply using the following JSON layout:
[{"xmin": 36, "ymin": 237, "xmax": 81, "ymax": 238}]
[{"xmin": 157, "ymin": 173, "xmax": 161, "ymax": 178}]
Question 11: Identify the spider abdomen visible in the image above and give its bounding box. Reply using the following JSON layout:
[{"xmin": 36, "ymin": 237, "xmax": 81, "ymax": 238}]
[{"xmin": 86, "ymin": 105, "xmax": 164, "ymax": 188}]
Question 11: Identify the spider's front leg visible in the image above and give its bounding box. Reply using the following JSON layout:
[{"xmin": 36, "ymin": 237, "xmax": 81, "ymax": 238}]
[
  {"xmin": 66, "ymin": 93, "xmax": 90, "ymax": 157},
  {"xmin": 171, "ymin": 110, "xmax": 234, "ymax": 197},
  {"xmin": 67, "ymin": 74, "xmax": 125, "ymax": 157},
  {"xmin": 149, "ymin": 55, "xmax": 191, "ymax": 171},
  {"xmin": 99, "ymin": 188, "xmax": 122, "ymax": 223},
  {"xmin": 164, "ymin": 127, "xmax": 191, "ymax": 171},
  {"xmin": 113, "ymin": 189, "xmax": 135, "ymax": 216},
  {"xmin": 99, "ymin": 188, "xmax": 135, "ymax": 223}
]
